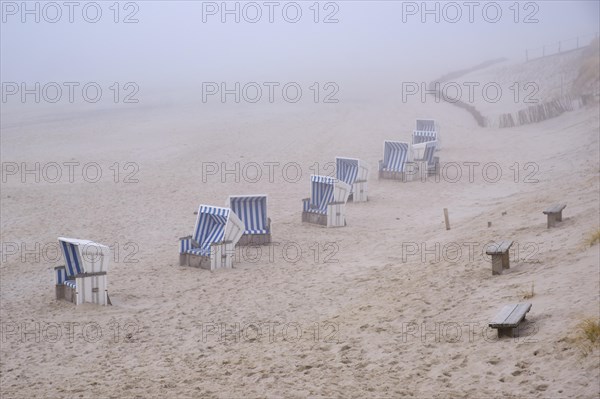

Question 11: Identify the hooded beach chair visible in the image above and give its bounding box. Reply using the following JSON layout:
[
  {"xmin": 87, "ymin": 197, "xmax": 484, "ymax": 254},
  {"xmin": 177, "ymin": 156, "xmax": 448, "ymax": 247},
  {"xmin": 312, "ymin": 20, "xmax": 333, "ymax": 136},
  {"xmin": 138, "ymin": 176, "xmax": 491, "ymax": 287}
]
[
  {"xmin": 179, "ymin": 205, "xmax": 244, "ymax": 270},
  {"xmin": 413, "ymin": 118, "xmax": 441, "ymax": 149},
  {"xmin": 302, "ymin": 175, "xmax": 351, "ymax": 227},
  {"xmin": 414, "ymin": 140, "xmax": 439, "ymax": 177},
  {"xmin": 228, "ymin": 195, "xmax": 271, "ymax": 245},
  {"xmin": 54, "ymin": 237, "xmax": 110, "ymax": 306},
  {"xmin": 378, "ymin": 141, "xmax": 415, "ymax": 181},
  {"xmin": 335, "ymin": 157, "xmax": 370, "ymax": 202}
]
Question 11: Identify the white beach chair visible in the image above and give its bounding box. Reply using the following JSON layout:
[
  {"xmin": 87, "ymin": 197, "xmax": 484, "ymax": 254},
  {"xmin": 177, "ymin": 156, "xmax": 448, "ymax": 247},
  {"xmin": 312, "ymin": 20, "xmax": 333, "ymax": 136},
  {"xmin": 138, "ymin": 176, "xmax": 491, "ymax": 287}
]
[
  {"xmin": 302, "ymin": 175, "xmax": 351, "ymax": 227},
  {"xmin": 54, "ymin": 237, "xmax": 110, "ymax": 306},
  {"xmin": 179, "ymin": 205, "xmax": 244, "ymax": 270},
  {"xmin": 228, "ymin": 195, "xmax": 271, "ymax": 246},
  {"xmin": 335, "ymin": 157, "xmax": 369, "ymax": 202}
]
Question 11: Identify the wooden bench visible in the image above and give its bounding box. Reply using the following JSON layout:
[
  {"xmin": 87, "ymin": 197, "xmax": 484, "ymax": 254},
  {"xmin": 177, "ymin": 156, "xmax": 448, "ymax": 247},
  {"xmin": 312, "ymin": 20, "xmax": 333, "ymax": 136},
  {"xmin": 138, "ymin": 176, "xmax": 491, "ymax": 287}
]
[
  {"xmin": 486, "ymin": 240, "xmax": 513, "ymax": 275},
  {"xmin": 543, "ymin": 203, "xmax": 566, "ymax": 228},
  {"xmin": 489, "ymin": 303, "xmax": 532, "ymax": 338}
]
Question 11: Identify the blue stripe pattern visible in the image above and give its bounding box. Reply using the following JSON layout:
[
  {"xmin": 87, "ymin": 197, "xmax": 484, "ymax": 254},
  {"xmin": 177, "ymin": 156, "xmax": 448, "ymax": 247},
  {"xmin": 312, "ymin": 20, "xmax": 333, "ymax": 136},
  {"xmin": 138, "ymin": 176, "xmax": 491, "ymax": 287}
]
[
  {"xmin": 416, "ymin": 119, "xmax": 436, "ymax": 131},
  {"xmin": 423, "ymin": 141, "xmax": 436, "ymax": 163},
  {"xmin": 55, "ymin": 267, "xmax": 67, "ymax": 285},
  {"xmin": 59, "ymin": 240, "xmax": 83, "ymax": 277},
  {"xmin": 412, "ymin": 130, "xmax": 437, "ymax": 144},
  {"xmin": 336, "ymin": 158, "xmax": 359, "ymax": 187},
  {"xmin": 64, "ymin": 280, "xmax": 76, "ymax": 289},
  {"xmin": 381, "ymin": 141, "xmax": 409, "ymax": 172},
  {"xmin": 180, "ymin": 238, "xmax": 192, "ymax": 254},
  {"xmin": 308, "ymin": 175, "xmax": 335, "ymax": 214},
  {"xmin": 230, "ymin": 196, "xmax": 269, "ymax": 235},
  {"xmin": 188, "ymin": 247, "xmax": 211, "ymax": 257},
  {"xmin": 302, "ymin": 198, "xmax": 311, "ymax": 212},
  {"xmin": 190, "ymin": 205, "xmax": 229, "ymax": 256}
]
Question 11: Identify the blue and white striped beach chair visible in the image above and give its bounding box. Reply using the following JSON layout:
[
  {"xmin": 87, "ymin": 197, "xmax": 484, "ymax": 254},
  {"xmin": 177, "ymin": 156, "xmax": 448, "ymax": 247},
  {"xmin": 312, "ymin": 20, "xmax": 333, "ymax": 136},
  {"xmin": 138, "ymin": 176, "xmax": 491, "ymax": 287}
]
[
  {"xmin": 335, "ymin": 157, "xmax": 370, "ymax": 202},
  {"xmin": 413, "ymin": 119, "xmax": 441, "ymax": 149},
  {"xmin": 228, "ymin": 195, "xmax": 271, "ymax": 245},
  {"xmin": 179, "ymin": 205, "xmax": 244, "ymax": 270},
  {"xmin": 378, "ymin": 141, "xmax": 415, "ymax": 181},
  {"xmin": 54, "ymin": 237, "xmax": 110, "ymax": 306},
  {"xmin": 302, "ymin": 175, "xmax": 351, "ymax": 227}
]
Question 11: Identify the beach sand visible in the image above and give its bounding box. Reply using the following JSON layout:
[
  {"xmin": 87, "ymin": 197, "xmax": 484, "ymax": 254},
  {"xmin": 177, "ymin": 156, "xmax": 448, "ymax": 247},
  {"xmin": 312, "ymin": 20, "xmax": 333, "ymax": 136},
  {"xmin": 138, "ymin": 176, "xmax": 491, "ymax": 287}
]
[{"xmin": 1, "ymin": 57, "xmax": 599, "ymax": 398}]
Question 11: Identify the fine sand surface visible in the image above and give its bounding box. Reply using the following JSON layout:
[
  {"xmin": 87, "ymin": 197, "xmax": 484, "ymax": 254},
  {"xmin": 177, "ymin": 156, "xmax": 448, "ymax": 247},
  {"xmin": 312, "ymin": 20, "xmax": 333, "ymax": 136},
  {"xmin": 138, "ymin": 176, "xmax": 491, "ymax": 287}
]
[{"xmin": 1, "ymin": 60, "xmax": 599, "ymax": 398}]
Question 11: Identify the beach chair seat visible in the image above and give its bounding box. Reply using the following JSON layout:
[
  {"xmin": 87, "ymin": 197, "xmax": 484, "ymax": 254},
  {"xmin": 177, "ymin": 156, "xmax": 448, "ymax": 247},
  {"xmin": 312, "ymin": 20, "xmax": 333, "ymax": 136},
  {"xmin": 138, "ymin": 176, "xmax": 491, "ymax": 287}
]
[
  {"xmin": 378, "ymin": 141, "xmax": 415, "ymax": 181},
  {"xmin": 179, "ymin": 205, "xmax": 244, "ymax": 270},
  {"xmin": 54, "ymin": 238, "xmax": 110, "ymax": 306},
  {"xmin": 228, "ymin": 195, "xmax": 272, "ymax": 245},
  {"xmin": 64, "ymin": 280, "xmax": 76, "ymax": 289},
  {"xmin": 302, "ymin": 175, "xmax": 350, "ymax": 227},
  {"xmin": 336, "ymin": 157, "xmax": 369, "ymax": 202}
]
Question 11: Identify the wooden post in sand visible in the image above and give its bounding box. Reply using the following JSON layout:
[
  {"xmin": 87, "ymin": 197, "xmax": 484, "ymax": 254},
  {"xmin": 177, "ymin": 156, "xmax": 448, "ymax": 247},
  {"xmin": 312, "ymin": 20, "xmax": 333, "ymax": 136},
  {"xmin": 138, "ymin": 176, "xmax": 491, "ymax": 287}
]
[{"xmin": 443, "ymin": 208, "xmax": 450, "ymax": 230}]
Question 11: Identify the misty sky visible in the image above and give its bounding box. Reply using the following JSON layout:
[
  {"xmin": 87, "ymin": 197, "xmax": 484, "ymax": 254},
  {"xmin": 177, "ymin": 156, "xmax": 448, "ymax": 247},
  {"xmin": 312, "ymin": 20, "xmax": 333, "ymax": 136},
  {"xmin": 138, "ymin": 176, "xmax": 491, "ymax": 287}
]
[{"xmin": 1, "ymin": 1, "xmax": 599, "ymax": 96}]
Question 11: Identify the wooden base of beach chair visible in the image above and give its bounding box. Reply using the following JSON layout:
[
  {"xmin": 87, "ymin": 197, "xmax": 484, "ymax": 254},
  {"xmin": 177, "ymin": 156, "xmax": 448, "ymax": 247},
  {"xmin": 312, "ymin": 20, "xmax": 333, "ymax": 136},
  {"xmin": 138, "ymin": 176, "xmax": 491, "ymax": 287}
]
[
  {"xmin": 55, "ymin": 284, "xmax": 66, "ymax": 301},
  {"xmin": 302, "ymin": 211, "xmax": 328, "ymax": 226},
  {"xmin": 56, "ymin": 273, "xmax": 110, "ymax": 306},
  {"xmin": 415, "ymin": 158, "xmax": 439, "ymax": 178},
  {"xmin": 183, "ymin": 253, "xmax": 212, "ymax": 269},
  {"xmin": 379, "ymin": 170, "xmax": 405, "ymax": 181},
  {"xmin": 378, "ymin": 169, "xmax": 415, "ymax": 182},
  {"xmin": 237, "ymin": 233, "xmax": 272, "ymax": 246},
  {"xmin": 182, "ymin": 242, "xmax": 236, "ymax": 271},
  {"xmin": 302, "ymin": 206, "xmax": 347, "ymax": 228},
  {"xmin": 349, "ymin": 180, "xmax": 368, "ymax": 202},
  {"xmin": 64, "ymin": 284, "xmax": 77, "ymax": 304}
]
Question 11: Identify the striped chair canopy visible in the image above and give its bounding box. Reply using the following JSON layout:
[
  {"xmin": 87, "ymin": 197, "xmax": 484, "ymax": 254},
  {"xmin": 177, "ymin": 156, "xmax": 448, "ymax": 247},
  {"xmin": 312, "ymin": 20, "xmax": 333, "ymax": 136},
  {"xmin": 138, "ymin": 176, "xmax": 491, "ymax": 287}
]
[
  {"xmin": 191, "ymin": 205, "xmax": 230, "ymax": 256},
  {"xmin": 307, "ymin": 175, "xmax": 336, "ymax": 214},
  {"xmin": 381, "ymin": 141, "xmax": 410, "ymax": 172},
  {"xmin": 335, "ymin": 157, "xmax": 359, "ymax": 186},
  {"xmin": 412, "ymin": 130, "xmax": 438, "ymax": 145},
  {"xmin": 58, "ymin": 237, "xmax": 109, "ymax": 278},
  {"xmin": 229, "ymin": 195, "xmax": 269, "ymax": 235},
  {"xmin": 416, "ymin": 119, "xmax": 436, "ymax": 131}
]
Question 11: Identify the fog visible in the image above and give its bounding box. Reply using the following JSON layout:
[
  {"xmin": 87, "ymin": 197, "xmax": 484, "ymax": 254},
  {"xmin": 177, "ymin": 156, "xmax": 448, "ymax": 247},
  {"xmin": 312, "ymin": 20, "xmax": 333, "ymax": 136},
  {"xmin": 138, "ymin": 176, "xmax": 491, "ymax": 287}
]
[{"xmin": 1, "ymin": 1, "xmax": 598, "ymax": 107}]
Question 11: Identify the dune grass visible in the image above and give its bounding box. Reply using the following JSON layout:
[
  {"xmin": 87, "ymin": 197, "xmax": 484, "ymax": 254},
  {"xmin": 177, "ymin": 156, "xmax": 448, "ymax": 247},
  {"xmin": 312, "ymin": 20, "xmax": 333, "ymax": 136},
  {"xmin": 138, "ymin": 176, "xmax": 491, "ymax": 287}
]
[
  {"xmin": 575, "ymin": 318, "xmax": 600, "ymax": 356},
  {"xmin": 586, "ymin": 229, "xmax": 600, "ymax": 247},
  {"xmin": 519, "ymin": 281, "xmax": 535, "ymax": 299}
]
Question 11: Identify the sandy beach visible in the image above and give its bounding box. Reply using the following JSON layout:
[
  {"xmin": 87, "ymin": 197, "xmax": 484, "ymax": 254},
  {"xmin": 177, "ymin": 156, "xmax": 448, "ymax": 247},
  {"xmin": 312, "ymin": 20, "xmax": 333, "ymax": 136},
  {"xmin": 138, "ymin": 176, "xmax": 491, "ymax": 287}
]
[{"xmin": 1, "ymin": 9, "xmax": 600, "ymax": 397}]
